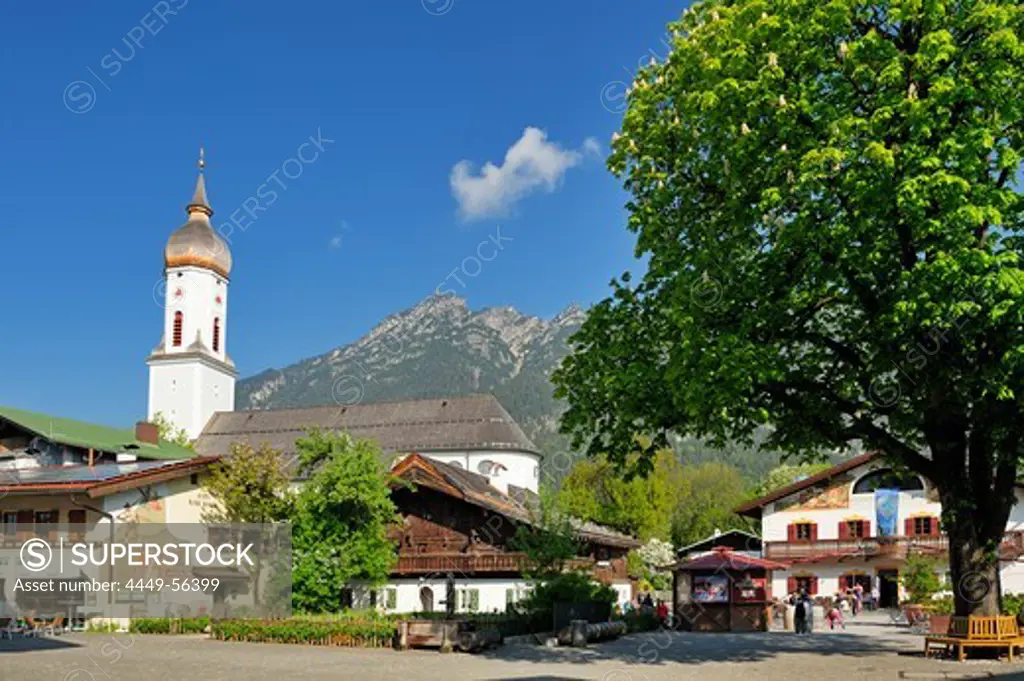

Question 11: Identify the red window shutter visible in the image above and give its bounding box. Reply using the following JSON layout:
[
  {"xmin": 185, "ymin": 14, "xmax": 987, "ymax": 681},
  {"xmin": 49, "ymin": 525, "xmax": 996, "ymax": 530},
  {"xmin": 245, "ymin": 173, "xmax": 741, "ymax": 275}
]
[
  {"xmin": 787, "ymin": 576, "xmax": 797, "ymax": 594},
  {"xmin": 810, "ymin": 576, "xmax": 819, "ymax": 595},
  {"xmin": 863, "ymin": 520, "xmax": 872, "ymax": 537},
  {"xmin": 838, "ymin": 521, "xmax": 849, "ymax": 540},
  {"xmin": 810, "ymin": 523, "xmax": 818, "ymax": 541},
  {"xmin": 787, "ymin": 524, "xmax": 796, "ymax": 541},
  {"xmin": 16, "ymin": 509, "xmax": 33, "ymax": 525},
  {"xmin": 931, "ymin": 517, "xmax": 941, "ymax": 537},
  {"xmin": 905, "ymin": 518, "xmax": 914, "ymax": 536}
]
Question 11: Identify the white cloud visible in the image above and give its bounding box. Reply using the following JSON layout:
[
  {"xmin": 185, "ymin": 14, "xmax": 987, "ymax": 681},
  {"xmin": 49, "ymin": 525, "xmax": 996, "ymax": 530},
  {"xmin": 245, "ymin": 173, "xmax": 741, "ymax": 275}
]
[
  {"xmin": 450, "ymin": 127, "xmax": 600, "ymax": 221},
  {"xmin": 328, "ymin": 235, "xmax": 343, "ymax": 249}
]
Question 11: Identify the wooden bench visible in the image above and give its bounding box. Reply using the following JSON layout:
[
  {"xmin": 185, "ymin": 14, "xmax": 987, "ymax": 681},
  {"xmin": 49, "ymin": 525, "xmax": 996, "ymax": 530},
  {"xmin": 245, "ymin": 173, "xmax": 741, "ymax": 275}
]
[{"xmin": 924, "ymin": 615, "xmax": 1024, "ymax": 661}]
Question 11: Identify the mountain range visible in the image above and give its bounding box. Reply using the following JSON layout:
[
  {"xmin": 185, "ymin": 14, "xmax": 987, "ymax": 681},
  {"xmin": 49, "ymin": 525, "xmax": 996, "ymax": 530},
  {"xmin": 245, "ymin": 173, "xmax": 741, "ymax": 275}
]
[
  {"xmin": 235, "ymin": 294, "xmax": 792, "ymax": 484},
  {"xmin": 235, "ymin": 294, "xmax": 584, "ymax": 465}
]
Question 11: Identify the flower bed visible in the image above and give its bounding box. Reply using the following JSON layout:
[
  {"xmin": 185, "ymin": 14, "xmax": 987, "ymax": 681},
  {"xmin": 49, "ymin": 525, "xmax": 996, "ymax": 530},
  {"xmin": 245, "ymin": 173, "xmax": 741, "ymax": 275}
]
[{"xmin": 211, "ymin": 616, "xmax": 397, "ymax": 647}]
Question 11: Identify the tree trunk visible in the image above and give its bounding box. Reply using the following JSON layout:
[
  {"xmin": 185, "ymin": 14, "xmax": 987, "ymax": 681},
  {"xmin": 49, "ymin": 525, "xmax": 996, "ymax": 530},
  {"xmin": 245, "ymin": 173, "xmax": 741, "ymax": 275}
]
[{"xmin": 945, "ymin": 521, "xmax": 1002, "ymax": 616}]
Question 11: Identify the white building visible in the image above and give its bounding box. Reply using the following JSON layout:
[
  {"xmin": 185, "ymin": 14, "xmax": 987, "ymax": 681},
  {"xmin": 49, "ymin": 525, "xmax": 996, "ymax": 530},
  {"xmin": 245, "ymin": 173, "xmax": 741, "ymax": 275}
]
[{"xmin": 735, "ymin": 452, "xmax": 1024, "ymax": 606}]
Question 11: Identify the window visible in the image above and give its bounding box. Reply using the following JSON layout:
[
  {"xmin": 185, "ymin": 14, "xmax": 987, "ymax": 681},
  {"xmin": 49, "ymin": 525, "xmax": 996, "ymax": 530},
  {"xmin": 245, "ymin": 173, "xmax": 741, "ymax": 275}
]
[
  {"xmin": 477, "ymin": 460, "xmax": 497, "ymax": 475},
  {"xmin": 789, "ymin": 522, "xmax": 814, "ymax": 541},
  {"xmin": 448, "ymin": 461, "xmax": 464, "ymax": 469},
  {"xmin": 853, "ymin": 469, "xmax": 924, "ymax": 494},
  {"xmin": 913, "ymin": 517, "xmax": 934, "ymax": 536},
  {"xmin": 190, "ymin": 473, "xmax": 200, "ymax": 486},
  {"xmin": 212, "ymin": 318, "xmax": 220, "ymax": 352},
  {"xmin": 788, "ymin": 575, "xmax": 818, "ymax": 595},
  {"xmin": 34, "ymin": 510, "xmax": 58, "ymax": 525},
  {"xmin": 1, "ymin": 512, "xmax": 16, "ymax": 537},
  {"xmin": 842, "ymin": 520, "xmax": 868, "ymax": 539},
  {"xmin": 458, "ymin": 588, "xmax": 480, "ymax": 613},
  {"xmin": 172, "ymin": 311, "xmax": 183, "ymax": 347},
  {"xmin": 385, "ymin": 588, "xmax": 397, "ymax": 610}
]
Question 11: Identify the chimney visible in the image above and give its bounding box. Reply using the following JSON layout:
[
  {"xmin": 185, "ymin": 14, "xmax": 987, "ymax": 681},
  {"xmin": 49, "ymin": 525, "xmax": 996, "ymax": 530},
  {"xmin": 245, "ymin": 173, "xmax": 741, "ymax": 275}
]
[{"xmin": 135, "ymin": 421, "xmax": 160, "ymax": 444}]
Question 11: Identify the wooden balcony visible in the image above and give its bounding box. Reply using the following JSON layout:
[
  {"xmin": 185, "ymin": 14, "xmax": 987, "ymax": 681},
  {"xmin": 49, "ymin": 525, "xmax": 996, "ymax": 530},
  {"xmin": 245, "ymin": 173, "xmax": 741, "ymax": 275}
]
[
  {"xmin": 764, "ymin": 531, "xmax": 1024, "ymax": 563},
  {"xmin": 394, "ymin": 552, "xmax": 527, "ymax": 575}
]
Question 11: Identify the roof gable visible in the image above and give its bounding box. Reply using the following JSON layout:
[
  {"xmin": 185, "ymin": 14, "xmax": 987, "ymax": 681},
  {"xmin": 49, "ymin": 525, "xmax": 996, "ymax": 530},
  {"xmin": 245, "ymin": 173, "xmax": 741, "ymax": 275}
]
[{"xmin": 734, "ymin": 452, "xmax": 880, "ymax": 518}]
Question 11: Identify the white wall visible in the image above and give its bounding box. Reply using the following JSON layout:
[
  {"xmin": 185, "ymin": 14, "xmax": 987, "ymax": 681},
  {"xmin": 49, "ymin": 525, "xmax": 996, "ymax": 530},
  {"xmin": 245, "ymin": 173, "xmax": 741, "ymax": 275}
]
[
  {"xmin": 761, "ymin": 464, "xmax": 940, "ymax": 542},
  {"xmin": 426, "ymin": 450, "xmax": 541, "ymax": 494},
  {"xmin": 160, "ymin": 266, "xmax": 229, "ymax": 363},
  {"xmin": 349, "ymin": 577, "xmax": 631, "ymax": 615},
  {"xmin": 149, "ymin": 265, "xmax": 234, "ymax": 440}
]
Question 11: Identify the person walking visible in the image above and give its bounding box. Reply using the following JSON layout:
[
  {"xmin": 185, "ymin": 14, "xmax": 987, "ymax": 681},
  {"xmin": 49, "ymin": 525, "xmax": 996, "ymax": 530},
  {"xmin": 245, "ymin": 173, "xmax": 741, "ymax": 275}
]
[{"xmin": 794, "ymin": 590, "xmax": 814, "ymax": 634}]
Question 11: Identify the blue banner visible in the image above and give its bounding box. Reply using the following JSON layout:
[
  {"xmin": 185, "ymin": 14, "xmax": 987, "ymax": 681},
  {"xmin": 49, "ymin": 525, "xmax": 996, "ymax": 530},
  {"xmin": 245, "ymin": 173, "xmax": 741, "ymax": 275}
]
[{"xmin": 875, "ymin": 489, "xmax": 899, "ymax": 537}]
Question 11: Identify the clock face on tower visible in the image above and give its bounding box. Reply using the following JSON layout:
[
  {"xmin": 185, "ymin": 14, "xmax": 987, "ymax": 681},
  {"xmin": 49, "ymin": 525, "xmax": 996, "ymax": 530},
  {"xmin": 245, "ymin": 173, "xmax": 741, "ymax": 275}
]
[{"xmin": 215, "ymin": 295, "xmax": 222, "ymax": 305}]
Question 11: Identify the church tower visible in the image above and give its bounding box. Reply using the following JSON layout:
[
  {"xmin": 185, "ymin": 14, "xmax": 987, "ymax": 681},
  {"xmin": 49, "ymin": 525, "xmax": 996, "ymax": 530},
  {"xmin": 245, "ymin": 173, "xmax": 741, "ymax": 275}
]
[{"xmin": 147, "ymin": 150, "xmax": 237, "ymax": 439}]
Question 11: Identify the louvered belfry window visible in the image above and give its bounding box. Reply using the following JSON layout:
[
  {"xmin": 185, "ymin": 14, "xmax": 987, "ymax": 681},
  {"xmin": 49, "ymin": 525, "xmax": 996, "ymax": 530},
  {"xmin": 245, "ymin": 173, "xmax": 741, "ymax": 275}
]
[
  {"xmin": 213, "ymin": 318, "xmax": 221, "ymax": 352},
  {"xmin": 173, "ymin": 311, "xmax": 184, "ymax": 347}
]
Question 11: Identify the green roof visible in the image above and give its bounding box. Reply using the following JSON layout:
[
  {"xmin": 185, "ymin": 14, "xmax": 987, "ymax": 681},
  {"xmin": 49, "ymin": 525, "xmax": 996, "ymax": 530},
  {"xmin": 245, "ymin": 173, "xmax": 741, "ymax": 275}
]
[{"xmin": 0, "ymin": 406, "xmax": 196, "ymax": 460}]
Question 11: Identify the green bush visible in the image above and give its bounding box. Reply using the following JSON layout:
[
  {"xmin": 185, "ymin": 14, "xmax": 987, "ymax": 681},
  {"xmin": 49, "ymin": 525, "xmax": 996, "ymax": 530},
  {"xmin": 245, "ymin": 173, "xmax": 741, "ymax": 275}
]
[
  {"xmin": 901, "ymin": 553, "xmax": 943, "ymax": 604},
  {"xmin": 615, "ymin": 610, "xmax": 662, "ymax": 633},
  {"xmin": 130, "ymin": 618, "xmax": 210, "ymax": 634},
  {"xmin": 211, "ymin": 616, "xmax": 396, "ymax": 647},
  {"xmin": 1002, "ymin": 593, "xmax": 1024, "ymax": 618}
]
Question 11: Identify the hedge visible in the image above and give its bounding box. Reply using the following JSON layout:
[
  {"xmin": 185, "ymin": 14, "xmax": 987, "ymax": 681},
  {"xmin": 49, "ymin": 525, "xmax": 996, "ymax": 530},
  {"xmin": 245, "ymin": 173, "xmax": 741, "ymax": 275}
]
[
  {"xmin": 130, "ymin": 618, "xmax": 210, "ymax": 634},
  {"xmin": 211, "ymin": 617, "xmax": 397, "ymax": 647}
]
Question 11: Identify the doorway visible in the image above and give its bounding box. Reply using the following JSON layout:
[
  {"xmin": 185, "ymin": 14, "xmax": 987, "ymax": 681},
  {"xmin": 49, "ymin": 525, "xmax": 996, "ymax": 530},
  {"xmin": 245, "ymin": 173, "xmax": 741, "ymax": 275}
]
[
  {"xmin": 878, "ymin": 570, "xmax": 899, "ymax": 608},
  {"xmin": 419, "ymin": 586, "xmax": 434, "ymax": 612}
]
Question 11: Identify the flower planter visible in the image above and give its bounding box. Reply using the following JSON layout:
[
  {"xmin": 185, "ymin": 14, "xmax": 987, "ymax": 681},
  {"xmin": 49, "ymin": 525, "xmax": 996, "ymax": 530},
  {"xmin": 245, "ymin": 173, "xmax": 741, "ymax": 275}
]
[{"xmin": 928, "ymin": 614, "xmax": 951, "ymax": 634}]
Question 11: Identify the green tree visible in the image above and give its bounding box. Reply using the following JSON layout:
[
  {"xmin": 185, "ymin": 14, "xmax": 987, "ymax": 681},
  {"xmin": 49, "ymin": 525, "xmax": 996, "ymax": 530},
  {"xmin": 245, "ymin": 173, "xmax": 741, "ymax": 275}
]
[
  {"xmin": 557, "ymin": 449, "xmax": 682, "ymax": 541},
  {"xmin": 290, "ymin": 430, "xmax": 399, "ymax": 612},
  {"xmin": 201, "ymin": 441, "xmax": 292, "ymax": 524},
  {"xmin": 671, "ymin": 462, "xmax": 753, "ymax": 547},
  {"xmin": 753, "ymin": 462, "xmax": 834, "ymax": 497},
  {"xmin": 151, "ymin": 412, "xmax": 193, "ymax": 449},
  {"xmin": 511, "ymin": 487, "xmax": 582, "ymax": 578},
  {"xmin": 553, "ymin": 0, "xmax": 1023, "ymax": 615}
]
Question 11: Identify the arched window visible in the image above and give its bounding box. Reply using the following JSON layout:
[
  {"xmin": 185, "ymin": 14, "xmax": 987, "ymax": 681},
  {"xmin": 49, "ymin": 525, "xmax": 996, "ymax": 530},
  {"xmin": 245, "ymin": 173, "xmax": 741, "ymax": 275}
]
[
  {"xmin": 477, "ymin": 460, "xmax": 497, "ymax": 476},
  {"xmin": 448, "ymin": 460, "xmax": 464, "ymax": 469},
  {"xmin": 212, "ymin": 318, "xmax": 221, "ymax": 352},
  {"xmin": 852, "ymin": 468, "xmax": 924, "ymax": 494},
  {"xmin": 172, "ymin": 311, "xmax": 183, "ymax": 347}
]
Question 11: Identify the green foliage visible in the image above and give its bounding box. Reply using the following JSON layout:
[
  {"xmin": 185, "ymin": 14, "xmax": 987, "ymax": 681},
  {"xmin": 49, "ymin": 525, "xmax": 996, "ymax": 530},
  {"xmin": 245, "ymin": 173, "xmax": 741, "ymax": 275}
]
[
  {"xmin": 516, "ymin": 570, "xmax": 617, "ymax": 622},
  {"xmin": 151, "ymin": 412, "xmax": 193, "ymax": 449},
  {"xmin": 615, "ymin": 609, "xmax": 663, "ymax": 633},
  {"xmin": 510, "ymin": 488, "xmax": 582, "ymax": 578},
  {"xmin": 1002, "ymin": 593, "xmax": 1024, "ymax": 617},
  {"xmin": 671, "ymin": 462, "xmax": 755, "ymax": 547},
  {"xmin": 553, "ymin": 0, "xmax": 1024, "ymax": 615},
  {"xmin": 558, "ymin": 450, "xmax": 682, "ymax": 541},
  {"xmin": 290, "ymin": 431, "xmax": 399, "ymax": 613},
  {"xmin": 753, "ymin": 462, "xmax": 834, "ymax": 496},
  {"xmin": 211, "ymin": 615, "xmax": 396, "ymax": 647},
  {"xmin": 202, "ymin": 442, "xmax": 292, "ymax": 524},
  {"xmin": 129, "ymin": 618, "xmax": 210, "ymax": 634},
  {"xmin": 902, "ymin": 553, "xmax": 944, "ymax": 603},
  {"xmin": 85, "ymin": 621, "xmax": 121, "ymax": 633}
]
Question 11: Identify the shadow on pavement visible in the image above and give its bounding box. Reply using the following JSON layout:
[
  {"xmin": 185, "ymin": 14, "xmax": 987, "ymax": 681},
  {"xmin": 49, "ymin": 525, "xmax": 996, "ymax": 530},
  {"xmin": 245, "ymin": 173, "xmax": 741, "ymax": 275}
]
[
  {"xmin": 484, "ymin": 629, "xmax": 916, "ymax": 667},
  {"xmin": 0, "ymin": 636, "xmax": 82, "ymax": 654}
]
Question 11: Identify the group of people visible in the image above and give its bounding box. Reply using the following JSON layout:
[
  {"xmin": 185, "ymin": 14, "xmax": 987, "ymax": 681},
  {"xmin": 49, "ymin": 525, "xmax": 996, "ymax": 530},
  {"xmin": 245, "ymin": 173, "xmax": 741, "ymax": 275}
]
[
  {"xmin": 620, "ymin": 592, "xmax": 671, "ymax": 625},
  {"xmin": 790, "ymin": 583, "xmax": 878, "ymax": 633}
]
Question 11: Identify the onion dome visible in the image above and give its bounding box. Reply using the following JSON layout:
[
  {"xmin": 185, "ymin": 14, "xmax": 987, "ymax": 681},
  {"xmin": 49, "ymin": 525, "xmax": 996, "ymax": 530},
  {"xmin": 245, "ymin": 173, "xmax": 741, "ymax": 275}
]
[{"xmin": 164, "ymin": 149, "xmax": 232, "ymax": 278}]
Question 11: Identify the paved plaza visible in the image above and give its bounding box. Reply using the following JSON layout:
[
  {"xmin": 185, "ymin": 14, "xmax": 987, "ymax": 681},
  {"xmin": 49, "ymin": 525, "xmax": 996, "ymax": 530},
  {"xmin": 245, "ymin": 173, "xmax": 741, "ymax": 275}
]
[{"xmin": 5, "ymin": 614, "xmax": 1024, "ymax": 681}]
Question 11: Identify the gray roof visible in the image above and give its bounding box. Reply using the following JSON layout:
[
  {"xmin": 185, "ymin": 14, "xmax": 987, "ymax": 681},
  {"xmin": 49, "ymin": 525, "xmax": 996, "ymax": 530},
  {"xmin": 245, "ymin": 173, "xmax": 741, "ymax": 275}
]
[{"xmin": 194, "ymin": 394, "xmax": 541, "ymax": 463}]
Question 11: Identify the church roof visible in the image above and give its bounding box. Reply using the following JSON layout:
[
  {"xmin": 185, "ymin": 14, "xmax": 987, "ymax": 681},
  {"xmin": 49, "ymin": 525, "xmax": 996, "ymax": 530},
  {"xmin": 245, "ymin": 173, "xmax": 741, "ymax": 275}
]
[
  {"xmin": 0, "ymin": 406, "xmax": 197, "ymax": 460},
  {"xmin": 194, "ymin": 394, "xmax": 541, "ymax": 465},
  {"xmin": 164, "ymin": 151, "xmax": 232, "ymax": 277}
]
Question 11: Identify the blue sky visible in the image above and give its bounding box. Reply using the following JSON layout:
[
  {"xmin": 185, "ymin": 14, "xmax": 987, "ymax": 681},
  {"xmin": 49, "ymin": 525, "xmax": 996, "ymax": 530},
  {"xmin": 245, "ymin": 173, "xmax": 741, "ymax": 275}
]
[{"xmin": 0, "ymin": 0, "xmax": 684, "ymax": 426}]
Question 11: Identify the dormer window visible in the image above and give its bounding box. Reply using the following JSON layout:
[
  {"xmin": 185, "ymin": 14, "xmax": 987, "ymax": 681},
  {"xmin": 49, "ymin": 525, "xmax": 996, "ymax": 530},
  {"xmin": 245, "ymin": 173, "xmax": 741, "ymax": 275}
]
[{"xmin": 172, "ymin": 311, "xmax": 183, "ymax": 347}]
